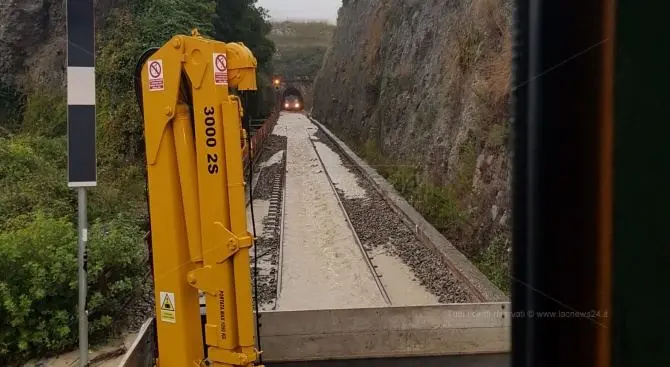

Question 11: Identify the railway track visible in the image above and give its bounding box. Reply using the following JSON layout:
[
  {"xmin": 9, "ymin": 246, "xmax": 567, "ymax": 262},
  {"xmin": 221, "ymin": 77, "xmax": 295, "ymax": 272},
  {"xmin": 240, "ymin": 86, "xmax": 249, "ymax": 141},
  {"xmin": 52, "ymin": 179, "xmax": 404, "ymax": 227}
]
[
  {"xmin": 277, "ymin": 148, "xmax": 287, "ymax": 302},
  {"xmin": 138, "ymin": 114, "xmax": 280, "ymax": 312},
  {"xmin": 250, "ymin": 149, "xmax": 287, "ymax": 310},
  {"xmin": 143, "ymin": 112, "xmax": 466, "ymax": 311},
  {"xmin": 305, "ymin": 129, "xmax": 392, "ymax": 305},
  {"xmin": 120, "ymin": 113, "xmax": 510, "ymax": 366},
  {"xmin": 253, "ymin": 115, "xmax": 394, "ymax": 309}
]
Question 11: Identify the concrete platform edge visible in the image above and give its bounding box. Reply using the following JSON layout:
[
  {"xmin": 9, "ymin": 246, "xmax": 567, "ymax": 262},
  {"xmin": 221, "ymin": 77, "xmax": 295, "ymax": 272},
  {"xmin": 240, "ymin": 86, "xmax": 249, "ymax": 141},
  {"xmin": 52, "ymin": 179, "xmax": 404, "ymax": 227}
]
[
  {"xmin": 118, "ymin": 318, "xmax": 155, "ymax": 367},
  {"xmin": 308, "ymin": 116, "xmax": 507, "ymax": 302},
  {"xmin": 121, "ymin": 302, "xmax": 510, "ymax": 366}
]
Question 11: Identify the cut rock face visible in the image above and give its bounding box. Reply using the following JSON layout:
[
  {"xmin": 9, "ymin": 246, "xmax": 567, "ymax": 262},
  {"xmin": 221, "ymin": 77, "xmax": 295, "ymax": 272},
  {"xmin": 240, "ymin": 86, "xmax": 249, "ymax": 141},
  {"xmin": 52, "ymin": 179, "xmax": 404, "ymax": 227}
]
[{"xmin": 311, "ymin": 0, "xmax": 513, "ymax": 270}]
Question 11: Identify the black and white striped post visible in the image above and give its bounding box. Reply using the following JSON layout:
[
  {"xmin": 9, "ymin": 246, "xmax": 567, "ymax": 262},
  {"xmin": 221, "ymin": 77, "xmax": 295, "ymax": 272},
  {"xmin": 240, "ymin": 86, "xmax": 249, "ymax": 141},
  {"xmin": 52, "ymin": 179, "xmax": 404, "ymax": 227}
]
[{"xmin": 66, "ymin": 1, "xmax": 96, "ymax": 365}]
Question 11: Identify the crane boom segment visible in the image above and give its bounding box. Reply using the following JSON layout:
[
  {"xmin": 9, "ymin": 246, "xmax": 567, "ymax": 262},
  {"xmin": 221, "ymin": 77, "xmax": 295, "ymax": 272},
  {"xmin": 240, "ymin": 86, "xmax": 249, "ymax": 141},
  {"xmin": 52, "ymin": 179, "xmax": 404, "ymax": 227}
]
[{"xmin": 137, "ymin": 31, "xmax": 261, "ymax": 367}]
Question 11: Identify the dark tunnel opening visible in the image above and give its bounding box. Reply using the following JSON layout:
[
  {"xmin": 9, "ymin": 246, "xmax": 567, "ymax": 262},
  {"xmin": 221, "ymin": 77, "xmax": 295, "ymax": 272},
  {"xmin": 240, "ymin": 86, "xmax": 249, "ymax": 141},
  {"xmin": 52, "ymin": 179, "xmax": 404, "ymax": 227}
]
[{"xmin": 281, "ymin": 86, "xmax": 304, "ymax": 111}]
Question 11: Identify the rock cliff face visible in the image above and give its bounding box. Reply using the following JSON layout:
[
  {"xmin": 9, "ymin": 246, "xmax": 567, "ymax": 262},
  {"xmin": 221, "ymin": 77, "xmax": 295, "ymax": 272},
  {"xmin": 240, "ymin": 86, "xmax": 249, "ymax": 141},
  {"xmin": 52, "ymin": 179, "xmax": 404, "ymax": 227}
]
[
  {"xmin": 0, "ymin": 0, "xmax": 114, "ymax": 91},
  {"xmin": 313, "ymin": 0, "xmax": 513, "ymax": 284}
]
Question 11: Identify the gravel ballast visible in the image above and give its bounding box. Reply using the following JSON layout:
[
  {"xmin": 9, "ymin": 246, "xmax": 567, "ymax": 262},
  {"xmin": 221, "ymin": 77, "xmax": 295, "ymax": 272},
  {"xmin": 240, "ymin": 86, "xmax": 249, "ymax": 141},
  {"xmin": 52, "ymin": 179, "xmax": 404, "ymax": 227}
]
[
  {"xmin": 249, "ymin": 133, "xmax": 287, "ymax": 309},
  {"xmin": 312, "ymin": 129, "xmax": 474, "ymax": 303}
]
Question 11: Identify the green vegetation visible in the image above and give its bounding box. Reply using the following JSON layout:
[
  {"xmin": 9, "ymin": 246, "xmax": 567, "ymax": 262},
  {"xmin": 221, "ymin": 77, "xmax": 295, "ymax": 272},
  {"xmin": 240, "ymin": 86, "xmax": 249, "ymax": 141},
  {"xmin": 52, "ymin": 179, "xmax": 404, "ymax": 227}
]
[
  {"xmin": 473, "ymin": 229, "xmax": 511, "ymax": 293},
  {"xmin": 270, "ymin": 21, "xmax": 334, "ymax": 48},
  {"xmin": 213, "ymin": 0, "xmax": 277, "ymax": 118},
  {"xmin": 269, "ymin": 21, "xmax": 335, "ymax": 78},
  {"xmin": 275, "ymin": 46, "xmax": 329, "ymax": 79},
  {"xmin": 0, "ymin": 0, "xmax": 275, "ymax": 363},
  {"xmin": 214, "ymin": 0, "xmax": 275, "ymax": 68},
  {"xmin": 485, "ymin": 123, "xmax": 507, "ymax": 149},
  {"xmin": 341, "ymin": 0, "xmax": 514, "ymax": 294},
  {"xmin": 0, "ymin": 214, "xmax": 146, "ymax": 363},
  {"xmin": 361, "ymin": 140, "xmax": 468, "ymax": 238},
  {"xmin": 0, "ymin": 136, "xmax": 72, "ymax": 232},
  {"xmin": 359, "ymin": 138, "xmax": 510, "ymax": 294},
  {"xmin": 455, "ymin": 134, "xmax": 478, "ymax": 197},
  {"xmin": 0, "ymin": 81, "xmax": 23, "ymax": 133}
]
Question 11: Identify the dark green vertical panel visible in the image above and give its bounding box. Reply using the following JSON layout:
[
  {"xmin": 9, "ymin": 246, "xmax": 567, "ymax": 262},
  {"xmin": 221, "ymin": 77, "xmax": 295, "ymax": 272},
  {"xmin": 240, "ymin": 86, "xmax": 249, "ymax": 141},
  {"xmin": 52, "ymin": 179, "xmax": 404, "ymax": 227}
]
[
  {"xmin": 613, "ymin": 1, "xmax": 670, "ymax": 365},
  {"xmin": 513, "ymin": 0, "xmax": 605, "ymax": 366}
]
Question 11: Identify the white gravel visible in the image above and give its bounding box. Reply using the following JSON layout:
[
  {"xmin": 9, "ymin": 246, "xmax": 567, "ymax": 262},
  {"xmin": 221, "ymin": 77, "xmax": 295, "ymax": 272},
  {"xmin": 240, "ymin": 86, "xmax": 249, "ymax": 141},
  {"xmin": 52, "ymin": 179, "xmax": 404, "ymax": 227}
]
[
  {"xmin": 275, "ymin": 113, "xmax": 387, "ymax": 311},
  {"xmin": 259, "ymin": 150, "xmax": 284, "ymax": 169},
  {"xmin": 272, "ymin": 117, "xmax": 289, "ymax": 137},
  {"xmin": 247, "ymin": 199, "xmax": 278, "ymax": 311},
  {"xmin": 312, "ymin": 140, "xmax": 367, "ymax": 199},
  {"xmin": 247, "ymin": 199, "xmax": 270, "ymax": 236}
]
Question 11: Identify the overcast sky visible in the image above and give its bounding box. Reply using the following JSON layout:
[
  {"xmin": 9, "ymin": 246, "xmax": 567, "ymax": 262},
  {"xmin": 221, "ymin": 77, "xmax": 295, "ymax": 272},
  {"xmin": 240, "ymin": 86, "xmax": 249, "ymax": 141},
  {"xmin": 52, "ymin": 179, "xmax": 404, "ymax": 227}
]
[{"xmin": 257, "ymin": 0, "xmax": 341, "ymax": 23}]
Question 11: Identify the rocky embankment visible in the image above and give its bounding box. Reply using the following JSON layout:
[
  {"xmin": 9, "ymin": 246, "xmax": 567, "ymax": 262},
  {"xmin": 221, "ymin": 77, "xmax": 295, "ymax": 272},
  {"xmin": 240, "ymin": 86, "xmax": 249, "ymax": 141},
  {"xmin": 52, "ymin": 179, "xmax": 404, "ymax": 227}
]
[
  {"xmin": 312, "ymin": 0, "xmax": 513, "ymax": 290},
  {"xmin": 0, "ymin": 0, "xmax": 114, "ymax": 90}
]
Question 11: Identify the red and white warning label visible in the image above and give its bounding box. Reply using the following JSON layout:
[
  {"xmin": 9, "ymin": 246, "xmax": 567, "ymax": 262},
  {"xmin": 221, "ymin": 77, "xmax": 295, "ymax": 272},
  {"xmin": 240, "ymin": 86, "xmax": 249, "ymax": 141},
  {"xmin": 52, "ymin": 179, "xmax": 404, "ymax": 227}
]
[
  {"xmin": 148, "ymin": 59, "xmax": 164, "ymax": 91},
  {"xmin": 213, "ymin": 53, "xmax": 228, "ymax": 85}
]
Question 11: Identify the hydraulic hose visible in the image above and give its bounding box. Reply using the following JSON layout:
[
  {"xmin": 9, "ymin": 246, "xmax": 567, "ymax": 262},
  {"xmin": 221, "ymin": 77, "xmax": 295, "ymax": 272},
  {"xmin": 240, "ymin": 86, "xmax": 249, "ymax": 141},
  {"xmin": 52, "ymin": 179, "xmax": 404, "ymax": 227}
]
[
  {"xmin": 133, "ymin": 46, "xmax": 160, "ymax": 360},
  {"xmin": 241, "ymin": 91, "xmax": 263, "ymax": 364}
]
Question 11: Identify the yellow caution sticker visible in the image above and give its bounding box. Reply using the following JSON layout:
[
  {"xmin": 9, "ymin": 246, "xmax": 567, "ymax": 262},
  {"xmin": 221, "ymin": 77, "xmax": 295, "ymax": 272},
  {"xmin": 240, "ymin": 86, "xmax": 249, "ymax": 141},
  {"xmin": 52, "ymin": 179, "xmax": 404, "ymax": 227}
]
[{"xmin": 159, "ymin": 291, "xmax": 176, "ymax": 323}]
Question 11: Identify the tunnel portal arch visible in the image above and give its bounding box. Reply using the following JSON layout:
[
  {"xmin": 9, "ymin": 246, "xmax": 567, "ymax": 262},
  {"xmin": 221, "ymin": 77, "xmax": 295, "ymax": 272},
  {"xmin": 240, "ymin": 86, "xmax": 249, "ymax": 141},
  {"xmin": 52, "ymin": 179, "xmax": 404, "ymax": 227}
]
[
  {"xmin": 282, "ymin": 86, "xmax": 304, "ymax": 104},
  {"xmin": 281, "ymin": 85, "xmax": 305, "ymax": 111}
]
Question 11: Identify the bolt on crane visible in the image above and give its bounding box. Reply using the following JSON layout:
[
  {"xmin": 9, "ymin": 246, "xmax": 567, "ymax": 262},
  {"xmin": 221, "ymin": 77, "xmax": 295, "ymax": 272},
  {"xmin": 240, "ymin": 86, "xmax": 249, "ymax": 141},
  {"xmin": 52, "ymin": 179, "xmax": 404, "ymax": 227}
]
[{"xmin": 135, "ymin": 30, "xmax": 262, "ymax": 367}]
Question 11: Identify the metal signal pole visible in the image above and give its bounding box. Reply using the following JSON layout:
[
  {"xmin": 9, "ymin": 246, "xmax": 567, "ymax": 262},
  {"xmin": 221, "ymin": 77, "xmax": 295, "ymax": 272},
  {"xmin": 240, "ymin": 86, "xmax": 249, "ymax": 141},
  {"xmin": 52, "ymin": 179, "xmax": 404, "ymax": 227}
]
[{"xmin": 66, "ymin": 1, "xmax": 97, "ymax": 365}]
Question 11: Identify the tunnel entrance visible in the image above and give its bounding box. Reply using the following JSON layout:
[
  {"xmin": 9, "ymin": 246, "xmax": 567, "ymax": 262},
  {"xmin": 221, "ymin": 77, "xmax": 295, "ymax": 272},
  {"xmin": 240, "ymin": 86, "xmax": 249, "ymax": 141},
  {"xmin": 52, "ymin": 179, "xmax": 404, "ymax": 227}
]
[{"xmin": 281, "ymin": 86, "xmax": 304, "ymax": 111}]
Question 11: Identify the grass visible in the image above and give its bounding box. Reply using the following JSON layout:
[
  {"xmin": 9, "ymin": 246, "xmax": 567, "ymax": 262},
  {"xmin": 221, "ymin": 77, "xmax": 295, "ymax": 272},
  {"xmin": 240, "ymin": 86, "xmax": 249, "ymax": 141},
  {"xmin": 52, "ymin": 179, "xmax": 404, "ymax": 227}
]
[
  {"xmin": 20, "ymin": 92, "xmax": 67, "ymax": 138},
  {"xmin": 456, "ymin": 133, "xmax": 479, "ymax": 196},
  {"xmin": 486, "ymin": 123, "xmax": 506, "ymax": 148},
  {"xmin": 473, "ymin": 229, "xmax": 511, "ymax": 294},
  {"xmin": 361, "ymin": 139, "xmax": 469, "ymax": 238},
  {"xmin": 358, "ymin": 131, "xmax": 510, "ymax": 293}
]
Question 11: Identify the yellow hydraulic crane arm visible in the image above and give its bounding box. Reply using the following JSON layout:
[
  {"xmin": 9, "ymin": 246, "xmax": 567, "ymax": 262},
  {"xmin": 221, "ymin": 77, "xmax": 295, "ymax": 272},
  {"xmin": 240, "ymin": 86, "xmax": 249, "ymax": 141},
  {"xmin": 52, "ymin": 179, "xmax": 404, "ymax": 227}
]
[{"xmin": 137, "ymin": 30, "xmax": 260, "ymax": 367}]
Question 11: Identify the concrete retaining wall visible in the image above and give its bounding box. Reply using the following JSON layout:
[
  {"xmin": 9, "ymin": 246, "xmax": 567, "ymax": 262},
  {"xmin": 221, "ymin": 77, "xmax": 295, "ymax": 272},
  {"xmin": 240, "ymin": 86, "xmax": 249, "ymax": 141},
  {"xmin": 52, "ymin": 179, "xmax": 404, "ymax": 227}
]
[
  {"xmin": 260, "ymin": 303, "xmax": 510, "ymax": 362},
  {"xmin": 117, "ymin": 318, "xmax": 155, "ymax": 367}
]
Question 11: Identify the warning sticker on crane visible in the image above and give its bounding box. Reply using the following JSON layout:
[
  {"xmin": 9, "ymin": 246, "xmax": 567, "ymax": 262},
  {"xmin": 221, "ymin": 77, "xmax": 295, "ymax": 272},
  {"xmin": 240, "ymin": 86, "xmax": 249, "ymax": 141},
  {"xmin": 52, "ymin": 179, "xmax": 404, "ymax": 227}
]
[
  {"xmin": 159, "ymin": 291, "xmax": 176, "ymax": 323},
  {"xmin": 148, "ymin": 59, "xmax": 164, "ymax": 91},
  {"xmin": 213, "ymin": 53, "xmax": 228, "ymax": 85}
]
